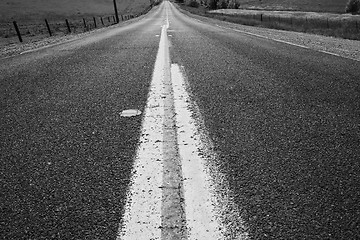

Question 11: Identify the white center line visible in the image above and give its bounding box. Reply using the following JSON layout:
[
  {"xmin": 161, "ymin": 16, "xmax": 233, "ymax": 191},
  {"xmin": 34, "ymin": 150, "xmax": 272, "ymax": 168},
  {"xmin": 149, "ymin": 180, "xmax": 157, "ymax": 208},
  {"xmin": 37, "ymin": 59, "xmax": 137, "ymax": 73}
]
[
  {"xmin": 118, "ymin": 2, "xmax": 248, "ymax": 239},
  {"xmin": 116, "ymin": 9, "xmax": 169, "ymax": 240}
]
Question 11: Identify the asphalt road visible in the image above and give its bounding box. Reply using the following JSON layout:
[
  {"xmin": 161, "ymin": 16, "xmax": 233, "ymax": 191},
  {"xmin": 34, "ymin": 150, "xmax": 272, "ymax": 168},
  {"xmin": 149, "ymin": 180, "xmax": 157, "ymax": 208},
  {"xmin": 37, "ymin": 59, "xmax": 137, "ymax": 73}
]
[{"xmin": 1, "ymin": 1, "xmax": 360, "ymax": 239}]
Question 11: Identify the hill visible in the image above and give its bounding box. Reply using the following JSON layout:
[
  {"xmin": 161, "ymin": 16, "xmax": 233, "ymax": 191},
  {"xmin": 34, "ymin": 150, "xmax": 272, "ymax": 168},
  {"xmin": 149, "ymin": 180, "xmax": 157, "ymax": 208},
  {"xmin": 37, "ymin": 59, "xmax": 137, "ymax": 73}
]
[{"xmin": 0, "ymin": 0, "xmax": 151, "ymax": 22}]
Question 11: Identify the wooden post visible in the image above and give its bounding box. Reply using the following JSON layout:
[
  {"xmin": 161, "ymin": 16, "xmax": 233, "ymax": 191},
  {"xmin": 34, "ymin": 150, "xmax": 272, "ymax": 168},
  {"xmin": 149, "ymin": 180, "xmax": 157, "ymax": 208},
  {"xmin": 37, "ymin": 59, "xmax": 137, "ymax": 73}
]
[
  {"xmin": 65, "ymin": 19, "xmax": 71, "ymax": 33},
  {"xmin": 13, "ymin": 21, "xmax": 22, "ymax": 42},
  {"xmin": 113, "ymin": 0, "xmax": 120, "ymax": 23},
  {"xmin": 45, "ymin": 19, "xmax": 52, "ymax": 36},
  {"xmin": 101, "ymin": 17, "xmax": 104, "ymax": 26},
  {"xmin": 260, "ymin": 14, "xmax": 263, "ymax": 22},
  {"xmin": 113, "ymin": 16, "xmax": 116, "ymax": 22},
  {"xmin": 108, "ymin": 16, "xmax": 110, "ymax": 22},
  {"xmin": 93, "ymin": 17, "xmax": 97, "ymax": 28},
  {"xmin": 121, "ymin": 15, "xmax": 124, "ymax": 21},
  {"xmin": 83, "ymin": 18, "xmax": 87, "ymax": 29}
]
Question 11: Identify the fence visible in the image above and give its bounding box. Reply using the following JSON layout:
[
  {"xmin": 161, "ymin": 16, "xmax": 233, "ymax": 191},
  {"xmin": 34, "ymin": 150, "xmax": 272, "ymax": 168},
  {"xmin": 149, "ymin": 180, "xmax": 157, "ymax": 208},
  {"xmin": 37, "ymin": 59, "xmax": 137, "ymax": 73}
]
[
  {"xmin": 178, "ymin": 4, "xmax": 360, "ymax": 40},
  {"xmin": 208, "ymin": 12, "xmax": 360, "ymax": 40},
  {"xmin": 0, "ymin": 4, "xmax": 154, "ymax": 43}
]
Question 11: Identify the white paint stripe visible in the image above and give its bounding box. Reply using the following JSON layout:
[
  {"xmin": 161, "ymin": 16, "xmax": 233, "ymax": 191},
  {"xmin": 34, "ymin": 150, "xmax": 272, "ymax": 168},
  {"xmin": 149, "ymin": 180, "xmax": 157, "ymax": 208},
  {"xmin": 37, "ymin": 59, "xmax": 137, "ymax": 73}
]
[
  {"xmin": 171, "ymin": 64, "xmax": 249, "ymax": 240},
  {"xmin": 215, "ymin": 24, "xmax": 309, "ymax": 49},
  {"xmin": 171, "ymin": 64, "xmax": 222, "ymax": 239},
  {"xmin": 119, "ymin": 2, "xmax": 248, "ymax": 239},
  {"xmin": 318, "ymin": 50, "xmax": 341, "ymax": 57},
  {"xmin": 117, "ymin": 10, "xmax": 170, "ymax": 240},
  {"xmin": 214, "ymin": 24, "xmax": 360, "ymax": 62}
]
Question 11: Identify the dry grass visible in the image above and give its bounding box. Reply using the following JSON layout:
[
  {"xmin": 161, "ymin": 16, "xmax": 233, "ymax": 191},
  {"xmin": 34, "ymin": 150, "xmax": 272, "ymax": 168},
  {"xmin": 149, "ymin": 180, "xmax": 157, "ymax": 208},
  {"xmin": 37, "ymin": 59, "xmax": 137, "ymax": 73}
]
[
  {"xmin": 211, "ymin": 9, "xmax": 360, "ymax": 40},
  {"xmin": 235, "ymin": 0, "xmax": 349, "ymax": 13},
  {"xmin": 177, "ymin": 4, "xmax": 360, "ymax": 40},
  {"xmin": 0, "ymin": 0, "xmax": 150, "ymax": 22},
  {"xmin": 0, "ymin": 0, "xmax": 152, "ymax": 46}
]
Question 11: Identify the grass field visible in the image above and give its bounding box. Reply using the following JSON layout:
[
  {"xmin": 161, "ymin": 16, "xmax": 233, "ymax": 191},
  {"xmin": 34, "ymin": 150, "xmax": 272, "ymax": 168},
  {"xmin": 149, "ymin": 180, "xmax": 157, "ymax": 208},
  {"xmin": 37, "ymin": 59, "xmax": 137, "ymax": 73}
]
[
  {"xmin": 176, "ymin": 2, "xmax": 360, "ymax": 40},
  {"xmin": 0, "ymin": 0, "xmax": 152, "ymax": 46},
  {"xmin": 0, "ymin": 0, "xmax": 151, "ymax": 23},
  {"xmin": 235, "ymin": 0, "xmax": 349, "ymax": 13}
]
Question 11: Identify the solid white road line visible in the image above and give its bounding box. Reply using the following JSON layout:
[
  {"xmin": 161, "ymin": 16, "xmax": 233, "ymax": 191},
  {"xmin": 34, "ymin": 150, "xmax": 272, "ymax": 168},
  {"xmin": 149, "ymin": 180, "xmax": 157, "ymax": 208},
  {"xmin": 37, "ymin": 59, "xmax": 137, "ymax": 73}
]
[
  {"xmin": 171, "ymin": 64, "xmax": 249, "ymax": 240},
  {"xmin": 213, "ymin": 24, "xmax": 360, "ymax": 62},
  {"xmin": 171, "ymin": 64, "xmax": 222, "ymax": 239},
  {"xmin": 119, "ymin": 2, "xmax": 248, "ymax": 239},
  {"xmin": 117, "ymin": 11, "xmax": 169, "ymax": 240},
  {"xmin": 215, "ymin": 24, "xmax": 310, "ymax": 49}
]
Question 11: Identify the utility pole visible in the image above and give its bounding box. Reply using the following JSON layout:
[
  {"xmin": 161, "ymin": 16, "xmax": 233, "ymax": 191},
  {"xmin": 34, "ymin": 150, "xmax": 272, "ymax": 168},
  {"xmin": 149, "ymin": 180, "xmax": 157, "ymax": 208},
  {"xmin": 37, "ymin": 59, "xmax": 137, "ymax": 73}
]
[{"xmin": 113, "ymin": 0, "xmax": 119, "ymax": 23}]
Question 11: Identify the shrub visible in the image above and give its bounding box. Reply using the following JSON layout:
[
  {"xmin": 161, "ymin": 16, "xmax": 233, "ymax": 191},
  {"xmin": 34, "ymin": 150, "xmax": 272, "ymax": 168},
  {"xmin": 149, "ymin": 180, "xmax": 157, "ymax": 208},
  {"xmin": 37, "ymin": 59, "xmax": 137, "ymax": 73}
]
[
  {"xmin": 153, "ymin": 0, "xmax": 162, "ymax": 6},
  {"xmin": 208, "ymin": 0, "xmax": 218, "ymax": 9},
  {"xmin": 227, "ymin": 0, "xmax": 239, "ymax": 9},
  {"xmin": 345, "ymin": 0, "xmax": 360, "ymax": 14},
  {"xmin": 188, "ymin": 0, "xmax": 200, "ymax": 7},
  {"xmin": 218, "ymin": 0, "xmax": 228, "ymax": 9}
]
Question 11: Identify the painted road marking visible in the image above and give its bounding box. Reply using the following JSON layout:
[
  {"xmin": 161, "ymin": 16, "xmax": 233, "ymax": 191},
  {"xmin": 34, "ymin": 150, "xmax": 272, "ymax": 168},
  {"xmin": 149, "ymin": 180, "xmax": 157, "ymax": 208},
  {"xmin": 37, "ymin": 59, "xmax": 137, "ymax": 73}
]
[
  {"xmin": 171, "ymin": 64, "xmax": 249, "ymax": 240},
  {"xmin": 117, "ymin": 5, "xmax": 174, "ymax": 240},
  {"xmin": 118, "ymin": 2, "xmax": 248, "ymax": 239},
  {"xmin": 213, "ymin": 24, "xmax": 360, "ymax": 62},
  {"xmin": 171, "ymin": 63, "xmax": 222, "ymax": 239},
  {"xmin": 117, "ymin": 11, "xmax": 169, "ymax": 240}
]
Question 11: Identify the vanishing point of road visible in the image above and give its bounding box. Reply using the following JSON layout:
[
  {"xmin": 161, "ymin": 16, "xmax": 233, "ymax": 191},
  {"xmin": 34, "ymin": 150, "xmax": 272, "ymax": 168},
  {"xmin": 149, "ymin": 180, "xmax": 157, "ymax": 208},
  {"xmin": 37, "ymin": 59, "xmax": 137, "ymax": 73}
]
[{"xmin": 1, "ymin": 1, "xmax": 359, "ymax": 239}]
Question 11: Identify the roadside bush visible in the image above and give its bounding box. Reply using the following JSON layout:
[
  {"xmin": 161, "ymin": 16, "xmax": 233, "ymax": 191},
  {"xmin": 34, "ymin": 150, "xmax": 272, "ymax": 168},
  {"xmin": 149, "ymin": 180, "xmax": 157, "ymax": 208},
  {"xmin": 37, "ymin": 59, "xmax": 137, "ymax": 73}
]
[
  {"xmin": 207, "ymin": 0, "xmax": 218, "ymax": 9},
  {"xmin": 227, "ymin": 0, "xmax": 239, "ymax": 9},
  {"xmin": 153, "ymin": 0, "xmax": 162, "ymax": 6},
  {"xmin": 218, "ymin": 0, "xmax": 228, "ymax": 9},
  {"xmin": 188, "ymin": 0, "xmax": 200, "ymax": 8},
  {"xmin": 345, "ymin": 0, "xmax": 360, "ymax": 14}
]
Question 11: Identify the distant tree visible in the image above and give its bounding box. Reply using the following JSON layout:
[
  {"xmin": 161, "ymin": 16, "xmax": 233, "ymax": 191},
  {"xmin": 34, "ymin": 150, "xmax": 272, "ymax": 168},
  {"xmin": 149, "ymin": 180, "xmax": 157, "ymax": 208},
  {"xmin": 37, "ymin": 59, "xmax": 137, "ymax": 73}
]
[
  {"xmin": 218, "ymin": 0, "xmax": 228, "ymax": 9},
  {"xmin": 345, "ymin": 0, "xmax": 360, "ymax": 14},
  {"xmin": 176, "ymin": 0, "xmax": 185, "ymax": 3},
  {"xmin": 227, "ymin": 0, "xmax": 239, "ymax": 9},
  {"xmin": 207, "ymin": 0, "xmax": 218, "ymax": 9},
  {"xmin": 188, "ymin": 0, "xmax": 200, "ymax": 7}
]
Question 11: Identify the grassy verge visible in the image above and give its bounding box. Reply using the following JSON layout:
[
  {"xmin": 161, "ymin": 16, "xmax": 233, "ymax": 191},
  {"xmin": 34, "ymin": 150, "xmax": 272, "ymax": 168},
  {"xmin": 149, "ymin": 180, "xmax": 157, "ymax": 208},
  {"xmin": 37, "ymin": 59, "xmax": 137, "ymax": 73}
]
[
  {"xmin": 176, "ymin": 4, "xmax": 360, "ymax": 40},
  {"xmin": 0, "ymin": 0, "xmax": 154, "ymax": 46}
]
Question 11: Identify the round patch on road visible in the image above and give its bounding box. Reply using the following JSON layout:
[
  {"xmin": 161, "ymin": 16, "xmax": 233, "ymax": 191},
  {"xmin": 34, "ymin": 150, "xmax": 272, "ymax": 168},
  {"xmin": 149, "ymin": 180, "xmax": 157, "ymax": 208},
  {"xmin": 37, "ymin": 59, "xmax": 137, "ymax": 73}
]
[{"xmin": 120, "ymin": 109, "xmax": 142, "ymax": 117}]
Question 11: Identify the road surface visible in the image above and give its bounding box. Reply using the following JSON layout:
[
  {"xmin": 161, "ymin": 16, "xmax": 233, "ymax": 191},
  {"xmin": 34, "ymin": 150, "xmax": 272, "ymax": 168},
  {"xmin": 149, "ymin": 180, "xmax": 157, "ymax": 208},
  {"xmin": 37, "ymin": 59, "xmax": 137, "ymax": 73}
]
[{"xmin": 1, "ymin": 1, "xmax": 359, "ymax": 239}]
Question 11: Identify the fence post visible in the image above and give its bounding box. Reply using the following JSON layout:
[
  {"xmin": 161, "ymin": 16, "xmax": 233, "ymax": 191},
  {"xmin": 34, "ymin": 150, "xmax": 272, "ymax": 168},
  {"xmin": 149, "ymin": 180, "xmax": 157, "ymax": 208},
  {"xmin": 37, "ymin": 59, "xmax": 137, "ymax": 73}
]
[
  {"xmin": 93, "ymin": 17, "xmax": 97, "ymax": 28},
  {"xmin": 45, "ymin": 19, "xmax": 52, "ymax": 36},
  {"xmin": 260, "ymin": 14, "xmax": 263, "ymax": 22},
  {"xmin": 83, "ymin": 18, "xmax": 87, "ymax": 30},
  {"xmin": 356, "ymin": 21, "xmax": 359, "ymax": 32},
  {"xmin": 101, "ymin": 17, "xmax": 104, "ymax": 26},
  {"xmin": 113, "ymin": 0, "xmax": 120, "ymax": 23},
  {"xmin": 121, "ymin": 15, "xmax": 124, "ymax": 21},
  {"xmin": 108, "ymin": 16, "xmax": 111, "ymax": 22},
  {"xmin": 327, "ymin": 18, "xmax": 329, "ymax": 28},
  {"xmin": 13, "ymin": 21, "xmax": 23, "ymax": 42},
  {"xmin": 113, "ymin": 16, "xmax": 116, "ymax": 22},
  {"xmin": 65, "ymin": 19, "xmax": 71, "ymax": 33}
]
